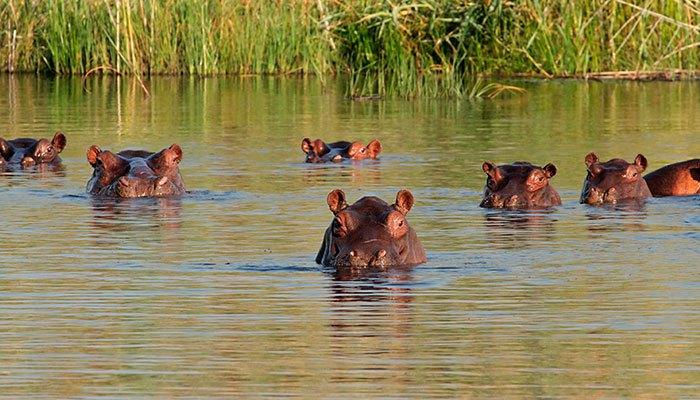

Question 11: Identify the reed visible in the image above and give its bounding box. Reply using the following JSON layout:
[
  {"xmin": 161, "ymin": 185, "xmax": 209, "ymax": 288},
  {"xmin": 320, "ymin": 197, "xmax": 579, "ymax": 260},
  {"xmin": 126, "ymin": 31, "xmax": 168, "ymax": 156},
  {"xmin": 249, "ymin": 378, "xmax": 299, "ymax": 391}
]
[{"xmin": 1, "ymin": 0, "xmax": 698, "ymax": 97}]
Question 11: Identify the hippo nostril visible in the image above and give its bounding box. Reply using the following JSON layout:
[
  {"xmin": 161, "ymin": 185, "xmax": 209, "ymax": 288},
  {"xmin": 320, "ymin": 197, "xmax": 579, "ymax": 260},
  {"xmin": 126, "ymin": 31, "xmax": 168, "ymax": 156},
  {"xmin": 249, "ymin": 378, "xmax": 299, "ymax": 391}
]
[{"xmin": 377, "ymin": 249, "xmax": 387, "ymax": 259}]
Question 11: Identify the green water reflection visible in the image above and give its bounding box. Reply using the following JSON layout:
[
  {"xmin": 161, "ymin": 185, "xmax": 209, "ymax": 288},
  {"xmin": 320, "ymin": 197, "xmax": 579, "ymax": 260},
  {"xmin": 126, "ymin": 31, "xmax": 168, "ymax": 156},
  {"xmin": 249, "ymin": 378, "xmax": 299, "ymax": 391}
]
[{"xmin": 0, "ymin": 75, "xmax": 698, "ymax": 398}]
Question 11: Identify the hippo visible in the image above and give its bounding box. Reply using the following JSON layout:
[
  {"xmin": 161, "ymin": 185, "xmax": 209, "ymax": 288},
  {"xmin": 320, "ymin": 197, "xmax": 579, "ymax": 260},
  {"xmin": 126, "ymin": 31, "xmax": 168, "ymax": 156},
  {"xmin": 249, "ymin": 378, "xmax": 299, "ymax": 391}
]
[
  {"xmin": 316, "ymin": 189, "xmax": 426, "ymax": 268},
  {"xmin": 480, "ymin": 161, "xmax": 561, "ymax": 209},
  {"xmin": 643, "ymin": 159, "xmax": 700, "ymax": 197},
  {"xmin": 301, "ymin": 138, "xmax": 382, "ymax": 163},
  {"xmin": 86, "ymin": 144, "xmax": 186, "ymax": 198},
  {"xmin": 580, "ymin": 153, "xmax": 652, "ymax": 205},
  {"xmin": 0, "ymin": 132, "xmax": 67, "ymax": 169}
]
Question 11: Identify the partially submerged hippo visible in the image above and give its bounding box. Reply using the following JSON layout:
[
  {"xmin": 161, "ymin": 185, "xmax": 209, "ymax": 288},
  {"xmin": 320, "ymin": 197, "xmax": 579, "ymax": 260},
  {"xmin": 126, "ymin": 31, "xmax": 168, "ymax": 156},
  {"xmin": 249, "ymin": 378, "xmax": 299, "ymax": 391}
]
[
  {"xmin": 0, "ymin": 132, "xmax": 67, "ymax": 169},
  {"xmin": 644, "ymin": 159, "xmax": 700, "ymax": 197},
  {"xmin": 480, "ymin": 161, "xmax": 561, "ymax": 209},
  {"xmin": 580, "ymin": 153, "xmax": 652, "ymax": 205},
  {"xmin": 316, "ymin": 189, "xmax": 426, "ymax": 268},
  {"xmin": 301, "ymin": 138, "xmax": 382, "ymax": 163},
  {"xmin": 86, "ymin": 144, "xmax": 186, "ymax": 198}
]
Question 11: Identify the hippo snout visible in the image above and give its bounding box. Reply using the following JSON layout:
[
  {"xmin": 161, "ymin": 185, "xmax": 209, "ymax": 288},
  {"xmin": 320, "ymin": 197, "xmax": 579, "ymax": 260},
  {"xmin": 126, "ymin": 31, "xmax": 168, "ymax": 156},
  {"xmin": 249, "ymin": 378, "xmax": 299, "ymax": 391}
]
[
  {"xmin": 21, "ymin": 156, "xmax": 36, "ymax": 167},
  {"xmin": 480, "ymin": 194, "xmax": 521, "ymax": 209},
  {"xmin": 581, "ymin": 186, "xmax": 618, "ymax": 205},
  {"xmin": 342, "ymin": 247, "xmax": 392, "ymax": 268}
]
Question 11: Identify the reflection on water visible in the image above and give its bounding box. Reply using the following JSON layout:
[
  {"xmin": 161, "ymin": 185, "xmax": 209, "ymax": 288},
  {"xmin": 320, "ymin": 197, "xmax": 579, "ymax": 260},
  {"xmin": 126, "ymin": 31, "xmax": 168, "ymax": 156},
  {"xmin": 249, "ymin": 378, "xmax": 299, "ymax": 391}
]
[{"xmin": 0, "ymin": 75, "xmax": 698, "ymax": 398}]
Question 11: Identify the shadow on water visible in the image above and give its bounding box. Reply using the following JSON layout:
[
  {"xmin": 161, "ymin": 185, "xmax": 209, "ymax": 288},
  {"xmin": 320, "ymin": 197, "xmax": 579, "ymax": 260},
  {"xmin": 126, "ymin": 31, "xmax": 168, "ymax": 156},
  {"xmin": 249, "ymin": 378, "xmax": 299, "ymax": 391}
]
[
  {"xmin": 582, "ymin": 200, "xmax": 648, "ymax": 233},
  {"xmin": 482, "ymin": 209, "xmax": 557, "ymax": 248},
  {"xmin": 300, "ymin": 160, "xmax": 382, "ymax": 186},
  {"xmin": 326, "ymin": 264, "xmax": 415, "ymax": 338},
  {"xmin": 89, "ymin": 196, "xmax": 183, "ymax": 232}
]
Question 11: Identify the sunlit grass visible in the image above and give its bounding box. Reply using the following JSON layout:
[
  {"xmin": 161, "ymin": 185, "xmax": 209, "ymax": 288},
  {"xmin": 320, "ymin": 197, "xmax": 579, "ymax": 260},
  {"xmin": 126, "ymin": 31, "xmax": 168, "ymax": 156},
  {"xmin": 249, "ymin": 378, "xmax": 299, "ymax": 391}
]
[{"xmin": 0, "ymin": 0, "xmax": 698, "ymax": 97}]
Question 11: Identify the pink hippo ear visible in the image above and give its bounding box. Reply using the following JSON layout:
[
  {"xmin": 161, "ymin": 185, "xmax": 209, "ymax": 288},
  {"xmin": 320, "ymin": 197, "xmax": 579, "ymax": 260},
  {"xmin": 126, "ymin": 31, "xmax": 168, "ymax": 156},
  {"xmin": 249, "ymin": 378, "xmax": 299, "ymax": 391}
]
[
  {"xmin": 0, "ymin": 137, "xmax": 10, "ymax": 157},
  {"xmin": 482, "ymin": 161, "xmax": 504, "ymax": 182},
  {"xmin": 52, "ymin": 132, "xmax": 67, "ymax": 153},
  {"xmin": 393, "ymin": 189, "xmax": 415, "ymax": 215},
  {"xmin": 327, "ymin": 189, "xmax": 348, "ymax": 215},
  {"xmin": 634, "ymin": 154, "xmax": 648, "ymax": 171},
  {"xmin": 167, "ymin": 144, "xmax": 183, "ymax": 163},
  {"xmin": 585, "ymin": 152, "xmax": 599, "ymax": 169},
  {"xmin": 366, "ymin": 139, "xmax": 382, "ymax": 158},
  {"xmin": 87, "ymin": 145, "xmax": 102, "ymax": 166},
  {"xmin": 301, "ymin": 138, "xmax": 313, "ymax": 154},
  {"xmin": 543, "ymin": 163, "xmax": 557, "ymax": 178}
]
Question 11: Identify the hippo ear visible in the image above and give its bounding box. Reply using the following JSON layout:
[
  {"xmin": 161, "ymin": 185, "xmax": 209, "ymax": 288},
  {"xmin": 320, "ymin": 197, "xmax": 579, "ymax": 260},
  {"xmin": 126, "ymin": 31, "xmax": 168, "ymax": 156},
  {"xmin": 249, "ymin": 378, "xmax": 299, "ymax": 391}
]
[
  {"xmin": 366, "ymin": 139, "xmax": 382, "ymax": 157},
  {"xmin": 634, "ymin": 154, "xmax": 647, "ymax": 171},
  {"xmin": 482, "ymin": 162, "xmax": 503, "ymax": 182},
  {"xmin": 327, "ymin": 189, "xmax": 347, "ymax": 214},
  {"xmin": 0, "ymin": 137, "xmax": 10, "ymax": 157},
  {"xmin": 394, "ymin": 189, "xmax": 415, "ymax": 215},
  {"xmin": 585, "ymin": 152, "xmax": 599, "ymax": 168},
  {"xmin": 313, "ymin": 139, "xmax": 328, "ymax": 156},
  {"xmin": 168, "ymin": 143, "xmax": 183, "ymax": 163},
  {"xmin": 301, "ymin": 138, "xmax": 312, "ymax": 154},
  {"xmin": 52, "ymin": 132, "xmax": 67, "ymax": 152},
  {"xmin": 543, "ymin": 163, "xmax": 557, "ymax": 178},
  {"xmin": 87, "ymin": 145, "xmax": 101, "ymax": 166}
]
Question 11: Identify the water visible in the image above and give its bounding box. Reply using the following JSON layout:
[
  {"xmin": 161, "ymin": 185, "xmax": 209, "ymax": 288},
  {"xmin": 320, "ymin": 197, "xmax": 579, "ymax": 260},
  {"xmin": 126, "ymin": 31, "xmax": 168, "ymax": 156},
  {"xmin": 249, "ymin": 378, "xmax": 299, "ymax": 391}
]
[{"xmin": 0, "ymin": 76, "xmax": 698, "ymax": 398}]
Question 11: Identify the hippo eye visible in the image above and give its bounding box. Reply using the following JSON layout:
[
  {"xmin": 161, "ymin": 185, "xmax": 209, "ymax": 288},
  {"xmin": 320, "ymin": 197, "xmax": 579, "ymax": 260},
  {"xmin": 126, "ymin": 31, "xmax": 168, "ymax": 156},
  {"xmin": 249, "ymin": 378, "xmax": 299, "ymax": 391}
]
[
  {"xmin": 46, "ymin": 146, "xmax": 53, "ymax": 153},
  {"xmin": 632, "ymin": 172, "xmax": 638, "ymax": 177}
]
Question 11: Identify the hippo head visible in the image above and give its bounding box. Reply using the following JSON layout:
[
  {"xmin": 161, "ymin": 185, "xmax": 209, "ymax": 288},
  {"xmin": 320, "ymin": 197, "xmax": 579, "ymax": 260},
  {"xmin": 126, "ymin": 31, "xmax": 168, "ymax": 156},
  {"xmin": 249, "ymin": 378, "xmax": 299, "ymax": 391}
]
[
  {"xmin": 0, "ymin": 132, "xmax": 66, "ymax": 167},
  {"xmin": 316, "ymin": 189, "xmax": 426, "ymax": 268},
  {"xmin": 301, "ymin": 138, "xmax": 330, "ymax": 163},
  {"xmin": 345, "ymin": 139, "xmax": 382, "ymax": 161},
  {"xmin": 480, "ymin": 161, "xmax": 561, "ymax": 209},
  {"xmin": 580, "ymin": 153, "xmax": 652, "ymax": 205},
  {"xmin": 301, "ymin": 138, "xmax": 382, "ymax": 163},
  {"xmin": 86, "ymin": 144, "xmax": 186, "ymax": 198}
]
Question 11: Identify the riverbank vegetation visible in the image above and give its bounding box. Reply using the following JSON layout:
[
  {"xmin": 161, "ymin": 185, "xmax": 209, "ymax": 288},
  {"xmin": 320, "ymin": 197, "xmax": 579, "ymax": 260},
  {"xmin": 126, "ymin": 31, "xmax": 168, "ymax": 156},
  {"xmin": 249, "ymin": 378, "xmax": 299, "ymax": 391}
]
[{"xmin": 1, "ymin": 0, "xmax": 699, "ymax": 97}]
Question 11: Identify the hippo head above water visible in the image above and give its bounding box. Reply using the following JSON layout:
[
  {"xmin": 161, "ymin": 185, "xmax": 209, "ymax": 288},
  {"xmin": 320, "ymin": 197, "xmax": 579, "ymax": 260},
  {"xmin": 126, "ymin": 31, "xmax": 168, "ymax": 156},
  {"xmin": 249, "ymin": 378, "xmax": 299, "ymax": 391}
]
[
  {"xmin": 301, "ymin": 138, "xmax": 382, "ymax": 163},
  {"xmin": 316, "ymin": 189, "xmax": 426, "ymax": 268},
  {"xmin": 86, "ymin": 144, "xmax": 186, "ymax": 198},
  {"xmin": 0, "ymin": 132, "xmax": 67, "ymax": 168},
  {"xmin": 580, "ymin": 153, "xmax": 652, "ymax": 205},
  {"xmin": 480, "ymin": 161, "xmax": 561, "ymax": 209}
]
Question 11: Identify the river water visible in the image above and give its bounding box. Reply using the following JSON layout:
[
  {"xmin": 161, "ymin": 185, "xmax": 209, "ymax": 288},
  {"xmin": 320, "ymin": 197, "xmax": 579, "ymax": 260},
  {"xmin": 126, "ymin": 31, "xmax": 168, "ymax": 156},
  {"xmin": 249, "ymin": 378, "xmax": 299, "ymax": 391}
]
[{"xmin": 0, "ymin": 76, "xmax": 698, "ymax": 398}]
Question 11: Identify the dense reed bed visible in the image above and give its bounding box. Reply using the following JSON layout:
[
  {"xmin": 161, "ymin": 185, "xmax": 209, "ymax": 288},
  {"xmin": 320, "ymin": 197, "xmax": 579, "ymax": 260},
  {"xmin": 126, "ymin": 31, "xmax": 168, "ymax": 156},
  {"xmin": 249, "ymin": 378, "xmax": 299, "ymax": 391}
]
[{"xmin": 1, "ymin": 0, "xmax": 699, "ymax": 97}]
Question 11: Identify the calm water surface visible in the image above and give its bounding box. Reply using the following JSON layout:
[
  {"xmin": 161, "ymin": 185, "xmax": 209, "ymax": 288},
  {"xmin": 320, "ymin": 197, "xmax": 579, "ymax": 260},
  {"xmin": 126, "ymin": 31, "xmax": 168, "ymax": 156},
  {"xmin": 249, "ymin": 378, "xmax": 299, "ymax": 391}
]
[{"xmin": 0, "ymin": 76, "xmax": 698, "ymax": 398}]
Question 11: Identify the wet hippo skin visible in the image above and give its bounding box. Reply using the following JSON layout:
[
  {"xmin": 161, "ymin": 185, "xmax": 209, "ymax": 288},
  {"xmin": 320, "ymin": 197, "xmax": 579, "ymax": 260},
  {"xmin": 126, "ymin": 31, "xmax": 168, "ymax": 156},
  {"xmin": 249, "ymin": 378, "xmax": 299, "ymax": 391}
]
[
  {"xmin": 480, "ymin": 161, "xmax": 561, "ymax": 209},
  {"xmin": 301, "ymin": 138, "xmax": 382, "ymax": 163},
  {"xmin": 0, "ymin": 132, "xmax": 67, "ymax": 169},
  {"xmin": 316, "ymin": 189, "xmax": 426, "ymax": 268},
  {"xmin": 86, "ymin": 144, "xmax": 186, "ymax": 198},
  {"xmin": 643, "ymin": 159, "xmax": 700, "ymax": 197}
]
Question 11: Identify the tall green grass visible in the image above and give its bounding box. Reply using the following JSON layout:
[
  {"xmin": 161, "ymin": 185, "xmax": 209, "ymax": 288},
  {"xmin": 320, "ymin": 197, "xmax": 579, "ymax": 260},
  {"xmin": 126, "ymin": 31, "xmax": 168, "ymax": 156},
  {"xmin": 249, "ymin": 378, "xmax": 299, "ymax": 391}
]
[{"xmin": 1, "ymin": 0, "xmax": 699, "ymax": 97}]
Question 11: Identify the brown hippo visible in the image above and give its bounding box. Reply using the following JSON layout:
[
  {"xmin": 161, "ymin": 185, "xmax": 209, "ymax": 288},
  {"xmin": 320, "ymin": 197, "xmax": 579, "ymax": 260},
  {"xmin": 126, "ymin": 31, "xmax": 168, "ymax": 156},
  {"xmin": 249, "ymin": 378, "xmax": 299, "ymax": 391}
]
[
  {"xmin": 301, "ymin": 138, "xmax": 382, "ymax": 163},
  {"xmin": 480, "ymin": 161, "xmax": 561, "ymax": 209},
  {"xmin": 580, "ymin": 153, "xmax": 652, "ymax": 205},
  {"xmin": 86, "ymin": 144, "xmax": 186, "ymax": 198},
  {"xmin": 644, "ymin": 159, "xmax": 700, "ymax": 197},
  {"xmin": 0, "ymin": 132, "xmax": 67, "ymax": 169},
  {"xmin": 316, "ymin": 189, "xmax": 426, "ymax": 268}
]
